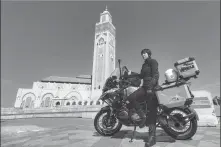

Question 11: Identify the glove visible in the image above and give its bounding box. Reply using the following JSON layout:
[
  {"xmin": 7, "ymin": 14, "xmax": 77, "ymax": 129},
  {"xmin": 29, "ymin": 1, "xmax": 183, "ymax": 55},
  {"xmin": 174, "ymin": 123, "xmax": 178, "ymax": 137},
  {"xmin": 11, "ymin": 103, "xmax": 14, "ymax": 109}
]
[{"xmin": 154, "ymin": 85, "xmax": 163, "ymax": 91}]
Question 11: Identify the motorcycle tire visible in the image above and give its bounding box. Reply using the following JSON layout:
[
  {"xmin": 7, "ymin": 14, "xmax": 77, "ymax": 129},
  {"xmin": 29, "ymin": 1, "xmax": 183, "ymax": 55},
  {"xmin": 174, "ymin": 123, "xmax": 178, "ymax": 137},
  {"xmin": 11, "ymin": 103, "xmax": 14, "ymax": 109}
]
[
  {"xmin": 94, "ymin": 109, "xmax": 122, "ymax": 136},
  {"xmin": 162, "ymin": 107, "xmax": 198, "ymax": 140}
]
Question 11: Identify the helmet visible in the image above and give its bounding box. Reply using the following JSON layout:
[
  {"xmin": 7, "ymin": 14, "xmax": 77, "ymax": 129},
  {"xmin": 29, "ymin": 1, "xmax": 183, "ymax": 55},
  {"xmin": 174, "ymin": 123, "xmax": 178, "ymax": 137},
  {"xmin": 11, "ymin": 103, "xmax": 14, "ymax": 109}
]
[
  {"xmin": 164, "ymin": 69, "xmax": 178, "ymax": 83},
  {"xmin": 141, "ymin": 48, "xmax": 152, "ymax": 57}
]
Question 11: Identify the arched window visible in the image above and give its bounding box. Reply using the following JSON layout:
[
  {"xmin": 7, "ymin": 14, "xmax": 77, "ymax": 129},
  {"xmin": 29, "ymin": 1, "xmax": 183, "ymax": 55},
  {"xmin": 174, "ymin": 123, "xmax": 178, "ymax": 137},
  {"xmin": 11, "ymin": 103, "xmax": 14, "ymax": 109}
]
[
  {"xmin": 45, "ymin": 97, "xmax": 51, "ymax": 107},
  {"xmin": 56, "ymin": 101, "xmax": 60, "ymax": 106},
  {"xmin": 78, "ymin": 101, "xmax": 82, "ymax": 105},
  {"xmin": 96, "ymin": 101, "xmax": 100, "ymax": 105},
  {"xmin": 66, "ymin": 102, "xmax": 70, "ymax": 106},
  {"xmin": 90, "ymin": 101, "xmax": 94, "ymax": 105},
  {"xmin": 84, "ymin": 101, "xmax": 88, "ymax": 105},
  {"xmin": 72, "ymin": 101, "xmax": 76, "ymax": 105}
]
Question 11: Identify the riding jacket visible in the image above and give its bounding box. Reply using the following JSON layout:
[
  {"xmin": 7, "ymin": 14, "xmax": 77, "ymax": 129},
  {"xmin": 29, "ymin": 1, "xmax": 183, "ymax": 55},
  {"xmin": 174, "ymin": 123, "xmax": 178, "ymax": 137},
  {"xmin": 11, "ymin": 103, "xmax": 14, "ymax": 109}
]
[
  {"xmin": 139, "ymin": 58, "xmax": 159, "ymax": 90},
  {"xmin": 124, "ymin": 58, "xmax": 159, "ymax": 90}
]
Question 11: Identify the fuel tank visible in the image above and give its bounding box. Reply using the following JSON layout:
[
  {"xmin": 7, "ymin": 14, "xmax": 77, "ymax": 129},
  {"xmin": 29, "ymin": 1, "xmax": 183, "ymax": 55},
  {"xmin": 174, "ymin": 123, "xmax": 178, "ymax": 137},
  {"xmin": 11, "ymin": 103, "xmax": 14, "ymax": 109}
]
[{"xmin": 123, "ymin": 86, "xmax": 139, "ymax": 97}]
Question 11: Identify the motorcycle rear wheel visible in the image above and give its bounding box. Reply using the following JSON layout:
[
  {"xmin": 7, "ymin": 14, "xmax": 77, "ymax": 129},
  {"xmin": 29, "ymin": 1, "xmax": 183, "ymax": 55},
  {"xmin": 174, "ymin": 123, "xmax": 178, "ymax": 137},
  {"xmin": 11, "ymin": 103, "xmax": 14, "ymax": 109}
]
[
  {"xmin": 94, "ymin": 109, "xmax": 122, "ymax": 136},
  {"xmin": 162, "ymin": 108, "xmax": 198, "ymax": 140}
]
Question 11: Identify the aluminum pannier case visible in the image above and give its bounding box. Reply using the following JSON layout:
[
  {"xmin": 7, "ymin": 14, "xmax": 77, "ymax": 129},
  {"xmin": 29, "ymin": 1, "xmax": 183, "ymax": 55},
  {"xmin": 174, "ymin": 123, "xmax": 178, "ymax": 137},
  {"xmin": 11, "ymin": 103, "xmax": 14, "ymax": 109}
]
[{"xmin": 174, "ymin": 57, "xmax": 200, "ymax": 79}]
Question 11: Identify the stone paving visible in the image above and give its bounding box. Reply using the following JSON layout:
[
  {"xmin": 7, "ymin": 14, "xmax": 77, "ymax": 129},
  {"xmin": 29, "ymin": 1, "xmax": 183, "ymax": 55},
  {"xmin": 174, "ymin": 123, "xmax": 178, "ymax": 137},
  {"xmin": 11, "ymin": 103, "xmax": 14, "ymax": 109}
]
[{"xmin": 1, "ymin": 118, "xmax": 220, "ymax": 147}]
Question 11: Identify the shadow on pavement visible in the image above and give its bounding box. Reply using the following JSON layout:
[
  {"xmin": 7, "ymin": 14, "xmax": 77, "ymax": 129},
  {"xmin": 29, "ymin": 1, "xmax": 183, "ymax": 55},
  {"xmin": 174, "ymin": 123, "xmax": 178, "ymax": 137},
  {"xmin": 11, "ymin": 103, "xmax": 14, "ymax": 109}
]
[
  {"xmin": 93, "ymin": 132, "xmax": 103, "ymax": 137},
  {"xmin": 115, "ymin": 130, "xmax": 175, "ymax": 142},
  {"xmin": 92, "ymin": 129, "xmax": 176, "ymax": 143}
]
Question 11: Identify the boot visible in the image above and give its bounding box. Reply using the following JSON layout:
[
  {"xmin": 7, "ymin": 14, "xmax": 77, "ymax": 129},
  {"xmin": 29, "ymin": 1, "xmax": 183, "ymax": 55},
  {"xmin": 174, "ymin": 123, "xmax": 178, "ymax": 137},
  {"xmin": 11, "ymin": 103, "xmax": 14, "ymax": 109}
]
[{"xmin": 145, "ymin": 124, "xmax": 156, "ymax": 147}]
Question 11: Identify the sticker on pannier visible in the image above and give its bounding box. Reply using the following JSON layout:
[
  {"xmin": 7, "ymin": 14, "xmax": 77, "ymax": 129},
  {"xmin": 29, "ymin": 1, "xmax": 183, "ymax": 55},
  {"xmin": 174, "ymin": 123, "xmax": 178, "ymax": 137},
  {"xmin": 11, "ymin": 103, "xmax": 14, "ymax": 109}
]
[{"xmin": 174, "ymin": 57, "xmax": 200, "ymax": 79}]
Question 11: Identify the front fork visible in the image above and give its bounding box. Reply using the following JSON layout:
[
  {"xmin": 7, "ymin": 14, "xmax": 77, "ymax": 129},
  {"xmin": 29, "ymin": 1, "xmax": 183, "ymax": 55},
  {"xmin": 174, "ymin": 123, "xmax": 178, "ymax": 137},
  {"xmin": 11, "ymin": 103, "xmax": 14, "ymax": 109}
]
[{"xmin": 100, "ymin": 106, "xmax": 115, "ymax": 124}]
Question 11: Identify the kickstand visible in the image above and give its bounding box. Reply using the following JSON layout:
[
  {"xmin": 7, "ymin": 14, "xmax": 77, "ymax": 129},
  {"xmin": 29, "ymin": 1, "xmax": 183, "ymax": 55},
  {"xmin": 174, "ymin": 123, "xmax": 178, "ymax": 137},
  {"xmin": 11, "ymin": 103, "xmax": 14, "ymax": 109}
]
[{"xmin": 129, "ymin": 126, "xmax": 137, "ymax": 143}]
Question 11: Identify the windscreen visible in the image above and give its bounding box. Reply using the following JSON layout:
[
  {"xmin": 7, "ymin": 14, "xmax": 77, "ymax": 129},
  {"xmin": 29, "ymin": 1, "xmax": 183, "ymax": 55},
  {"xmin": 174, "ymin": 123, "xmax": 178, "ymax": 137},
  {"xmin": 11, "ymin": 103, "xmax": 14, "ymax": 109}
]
[{"xmin": 109, "ymin": 68, "xmax": 120, "ymax": 79}]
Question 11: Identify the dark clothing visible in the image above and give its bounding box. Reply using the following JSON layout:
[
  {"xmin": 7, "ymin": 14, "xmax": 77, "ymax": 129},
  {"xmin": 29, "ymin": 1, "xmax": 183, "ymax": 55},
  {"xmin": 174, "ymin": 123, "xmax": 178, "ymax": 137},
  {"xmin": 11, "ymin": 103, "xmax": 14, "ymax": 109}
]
[
  {"xmin": 127, "ymin": 87, "xmax": 158, "ymax": 125},
  {"xmin": 124, "ymin": 58, "xmax": 159, "ymax": 90},
  {"xmin": 139, "ymin": 58, "xmax": 159, "ymax": 90},
  {"xmin": 126, "ymin": 58, "xmax": 159, "ymax": 125}
]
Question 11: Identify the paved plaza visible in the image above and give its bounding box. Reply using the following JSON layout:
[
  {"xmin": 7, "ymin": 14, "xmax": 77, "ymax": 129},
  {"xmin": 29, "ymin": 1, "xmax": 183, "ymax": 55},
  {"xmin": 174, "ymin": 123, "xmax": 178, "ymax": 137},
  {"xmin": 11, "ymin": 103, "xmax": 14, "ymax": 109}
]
[{"xmin": 1, "ymin": 118, "xmax": 220, "ymax": 147}]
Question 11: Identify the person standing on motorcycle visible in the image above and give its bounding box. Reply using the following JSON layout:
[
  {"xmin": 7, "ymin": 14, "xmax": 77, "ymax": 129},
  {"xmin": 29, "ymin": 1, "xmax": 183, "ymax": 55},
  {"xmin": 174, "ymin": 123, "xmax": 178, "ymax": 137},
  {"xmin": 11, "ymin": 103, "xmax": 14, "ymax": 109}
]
[{"xmin": 123, "ymin": 48, "xmax": 159, "ymax": 147}]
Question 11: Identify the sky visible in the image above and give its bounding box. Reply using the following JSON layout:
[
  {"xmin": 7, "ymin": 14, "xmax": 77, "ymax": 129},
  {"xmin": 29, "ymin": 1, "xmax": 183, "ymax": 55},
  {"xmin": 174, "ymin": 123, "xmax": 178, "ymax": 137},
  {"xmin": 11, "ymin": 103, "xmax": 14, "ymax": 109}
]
[{"xmin": 1, "ymin": 1, "xmax": 220, "ymax": 107}]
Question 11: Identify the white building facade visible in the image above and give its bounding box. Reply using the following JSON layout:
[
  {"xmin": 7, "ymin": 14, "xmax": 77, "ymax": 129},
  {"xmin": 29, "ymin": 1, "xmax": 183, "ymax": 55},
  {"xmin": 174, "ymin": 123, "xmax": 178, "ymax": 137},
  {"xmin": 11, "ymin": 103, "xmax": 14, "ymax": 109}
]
[{"xmin": 14, "ymin": 76, "xmax": 93, "ymax": 108}]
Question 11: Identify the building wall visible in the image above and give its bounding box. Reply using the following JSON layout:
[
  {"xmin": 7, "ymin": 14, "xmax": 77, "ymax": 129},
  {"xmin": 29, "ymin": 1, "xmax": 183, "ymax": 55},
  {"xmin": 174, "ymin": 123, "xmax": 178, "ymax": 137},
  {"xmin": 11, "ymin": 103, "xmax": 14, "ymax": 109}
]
[{"xmin": 14, "ymin": 81, "xmax": 92, "ymax": 109}]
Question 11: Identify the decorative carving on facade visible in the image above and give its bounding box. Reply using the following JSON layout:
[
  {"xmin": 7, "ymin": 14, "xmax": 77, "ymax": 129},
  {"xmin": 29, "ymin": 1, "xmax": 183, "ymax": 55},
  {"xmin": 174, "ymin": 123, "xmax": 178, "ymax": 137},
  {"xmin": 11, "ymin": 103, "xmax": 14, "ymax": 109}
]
[
  {"xmin": 95, "ymin": 22, "xmax": 115, "ymax": 36},
  {"xmin": 65, "ymin": 91, "xmax": 82, "ymax": 100}
]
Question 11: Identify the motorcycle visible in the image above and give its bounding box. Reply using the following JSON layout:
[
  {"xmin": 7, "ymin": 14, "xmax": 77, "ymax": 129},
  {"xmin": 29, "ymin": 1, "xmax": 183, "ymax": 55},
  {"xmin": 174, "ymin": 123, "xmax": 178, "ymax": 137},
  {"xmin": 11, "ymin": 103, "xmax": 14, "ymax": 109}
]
[{"xmin": 94, "ymin": 59, "xmax": 199, "ymax": 142}]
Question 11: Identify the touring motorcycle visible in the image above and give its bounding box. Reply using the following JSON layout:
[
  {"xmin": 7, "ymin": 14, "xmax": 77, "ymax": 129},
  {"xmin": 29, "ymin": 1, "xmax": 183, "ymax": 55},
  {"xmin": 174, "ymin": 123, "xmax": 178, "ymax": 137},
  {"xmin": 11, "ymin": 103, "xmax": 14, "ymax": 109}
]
[{"xmin": 94, "ymin": 59, "xmax": 199, "ymax": 142}]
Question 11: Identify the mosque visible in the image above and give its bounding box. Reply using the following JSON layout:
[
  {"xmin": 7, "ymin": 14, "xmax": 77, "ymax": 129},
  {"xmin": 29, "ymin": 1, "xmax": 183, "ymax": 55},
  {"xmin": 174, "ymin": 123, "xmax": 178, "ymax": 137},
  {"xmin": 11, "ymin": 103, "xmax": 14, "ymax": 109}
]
[
  {"xmin": 11, "ymin": 7, "xmax": 219, "ymax": 126},
  {"xmin": 14, "ymin": 7, "xmax": 116, "ymax": 109}
]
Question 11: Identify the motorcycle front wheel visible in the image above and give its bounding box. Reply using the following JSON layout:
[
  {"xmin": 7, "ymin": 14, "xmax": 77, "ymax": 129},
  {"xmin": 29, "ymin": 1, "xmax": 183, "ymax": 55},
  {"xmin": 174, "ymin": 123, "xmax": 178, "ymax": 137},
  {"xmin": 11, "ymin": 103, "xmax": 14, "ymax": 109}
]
[
  {"xmin": 162, "ymin": 108, "xmax": 198, "ymax": 140},
  {"xmin": 94, "ymin": 108, "xmax": 122, "ymax": 136}
]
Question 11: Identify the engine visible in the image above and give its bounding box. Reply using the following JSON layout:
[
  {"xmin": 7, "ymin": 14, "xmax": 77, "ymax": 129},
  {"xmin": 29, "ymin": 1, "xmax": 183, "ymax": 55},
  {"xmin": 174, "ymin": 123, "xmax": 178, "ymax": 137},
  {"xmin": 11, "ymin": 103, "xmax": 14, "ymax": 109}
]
[{"xmin": 116, "ymin": 105, "xmax": 129, "ymax": 120}]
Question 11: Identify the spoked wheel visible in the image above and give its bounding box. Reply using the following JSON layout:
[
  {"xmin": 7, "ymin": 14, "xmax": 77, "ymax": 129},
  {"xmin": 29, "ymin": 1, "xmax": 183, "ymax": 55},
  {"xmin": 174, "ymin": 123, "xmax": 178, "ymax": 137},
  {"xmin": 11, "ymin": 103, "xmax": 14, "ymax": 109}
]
[
  {"xmin": 94, "ymin": 109, "xmax": 122, "ymax": 136},
  {"xmin": 162, "ymin": 108, "xmax": 198, "ymax": 140}
]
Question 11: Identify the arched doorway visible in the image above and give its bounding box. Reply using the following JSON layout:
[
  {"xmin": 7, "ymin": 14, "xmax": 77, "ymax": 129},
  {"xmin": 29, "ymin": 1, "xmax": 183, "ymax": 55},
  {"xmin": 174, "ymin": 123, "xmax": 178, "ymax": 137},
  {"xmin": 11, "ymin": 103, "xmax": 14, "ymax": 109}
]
[
  {"xmin": 44, "ymin": 97, "xmax": 51, "ymax": 107},
  {"xmin": 41, "ymin": 97, "xmax": 51, "ymax": 107},
  {"xmin": 72, "ymin": 101, "xmax": 76, "ymax": 105},
  {"xmin": 25, "ymin": 97, "xmax": 32, "ymax": 108},
  {"xmin": 21, "ymin": 93, "xmax": 36, "ymax": 108},
  {"xmin": 78, "ymin": 101, "xmax": 82, "ymax": 105},
  {"xmin": 84, "ymin": 101, "xmax": 88, "ymax": 105},
  {"xmin": 41, "ymin": 93, "xmax": 54, "ymax": 108}
]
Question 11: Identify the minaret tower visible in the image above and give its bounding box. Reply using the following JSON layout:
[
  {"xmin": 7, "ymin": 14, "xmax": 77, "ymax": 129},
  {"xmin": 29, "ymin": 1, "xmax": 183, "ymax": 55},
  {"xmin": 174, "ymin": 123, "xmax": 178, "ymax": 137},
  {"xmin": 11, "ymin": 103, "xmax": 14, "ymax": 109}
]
[{"xmin": 91, "ymin": 7, "xmax": 116, "ymax": 97}]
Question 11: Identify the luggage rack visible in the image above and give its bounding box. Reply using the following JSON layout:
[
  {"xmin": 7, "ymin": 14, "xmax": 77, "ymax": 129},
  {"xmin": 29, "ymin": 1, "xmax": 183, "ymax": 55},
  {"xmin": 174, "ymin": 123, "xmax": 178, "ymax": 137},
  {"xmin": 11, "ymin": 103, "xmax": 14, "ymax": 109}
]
[{"xmin": 156, "ymin": 77, "xmax": 194, "ymax": 92}]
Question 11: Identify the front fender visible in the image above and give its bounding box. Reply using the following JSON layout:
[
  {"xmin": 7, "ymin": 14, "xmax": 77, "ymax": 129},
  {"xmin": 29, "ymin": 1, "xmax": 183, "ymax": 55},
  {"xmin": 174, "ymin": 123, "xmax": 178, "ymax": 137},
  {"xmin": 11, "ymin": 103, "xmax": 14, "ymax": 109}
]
[{"xmin": 100, "ymin": 106, "xmax": 111, "ymax": 112}]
